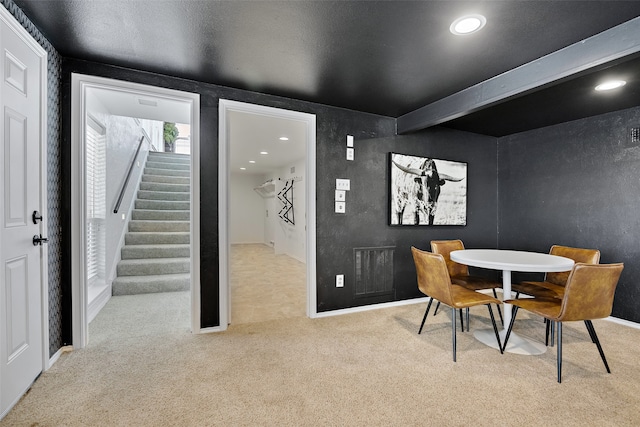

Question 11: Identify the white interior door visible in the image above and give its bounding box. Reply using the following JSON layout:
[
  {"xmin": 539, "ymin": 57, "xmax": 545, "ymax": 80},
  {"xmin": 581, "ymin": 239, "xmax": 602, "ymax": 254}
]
[{"xmin": 0, "ymin": 6, "xmax": 47, "ymax": 418}]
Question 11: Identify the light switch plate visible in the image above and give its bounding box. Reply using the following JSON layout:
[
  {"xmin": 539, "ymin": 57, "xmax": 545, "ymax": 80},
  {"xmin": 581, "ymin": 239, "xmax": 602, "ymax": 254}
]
[
  {"xmin": 346, "ymin": 147, "xmax": 354, "ymax": 161},
  {"xmin": 336, "ymin": 274, "xmax": 344, "ymax": 287},
  {"xmin": 336, "ymin": 178, "xmax": 350, "ymax": 191},
  {"xmin": 346, "ymin": 135, "xmax": 354, "ymax": 147},
  {"xmin": 335, "ymin": 201, "xmax": 346, "ymax": 213}
]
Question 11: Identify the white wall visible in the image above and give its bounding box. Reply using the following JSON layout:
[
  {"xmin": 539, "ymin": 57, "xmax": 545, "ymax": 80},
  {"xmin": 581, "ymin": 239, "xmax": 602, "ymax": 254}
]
[
  {"xmin": 230, "ymin": 173, "xmax": 267, "ymax": 244},
  {"xmin": 102, "ymin": 114, "xmax": 162, "ymax": 285}
]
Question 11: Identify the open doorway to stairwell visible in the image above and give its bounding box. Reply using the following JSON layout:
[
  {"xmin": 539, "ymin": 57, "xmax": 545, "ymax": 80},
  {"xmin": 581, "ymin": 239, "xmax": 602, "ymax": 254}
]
[{"xmin": 71, "ymin": 74, "xmax": 201, "ymax": 349}]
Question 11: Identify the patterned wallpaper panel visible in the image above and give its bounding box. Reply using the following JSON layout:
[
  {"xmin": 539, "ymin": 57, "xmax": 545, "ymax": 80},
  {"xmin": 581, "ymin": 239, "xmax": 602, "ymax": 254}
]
[{"xmin": 3, "ymin": 0, "xmax": 64, "ymax": 357}]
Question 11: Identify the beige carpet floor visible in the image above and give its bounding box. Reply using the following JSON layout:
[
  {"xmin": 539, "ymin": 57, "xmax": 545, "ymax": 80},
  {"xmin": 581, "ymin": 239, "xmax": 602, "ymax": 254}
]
[
  {"xmin": 2, "ymin": 288, "xmax": 640, "ymax": 426},
  {"xmin": 230, "ymin": 243, "xmax": 306, "ymax": 324}
]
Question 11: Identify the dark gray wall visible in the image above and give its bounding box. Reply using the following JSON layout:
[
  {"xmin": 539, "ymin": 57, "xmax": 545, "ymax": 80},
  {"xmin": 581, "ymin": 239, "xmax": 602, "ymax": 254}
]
[
  {"xmin": 498, "ymin": 106, "xmax": 640, "ymax": 322},
  {"xmin": 318, "ymin": 127, "xmax": 499, "ymax": 311},
  {"xmin": 60, "ymin": 59, "xmax": 499, "ymax": 336}
]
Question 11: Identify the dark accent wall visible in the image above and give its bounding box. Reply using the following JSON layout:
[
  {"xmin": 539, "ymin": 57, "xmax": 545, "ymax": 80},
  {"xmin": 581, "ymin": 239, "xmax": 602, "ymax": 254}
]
[
  {"xmin": 60, "ymin": 59, "xmax": 499, "ymax": 335},
  {"xmin": 317, "ymin": 127, "xmax": 498, "ymax": 311},
  {"xmin": 498, "ymin": 106, "xmax": 640, "ymax": 323}
]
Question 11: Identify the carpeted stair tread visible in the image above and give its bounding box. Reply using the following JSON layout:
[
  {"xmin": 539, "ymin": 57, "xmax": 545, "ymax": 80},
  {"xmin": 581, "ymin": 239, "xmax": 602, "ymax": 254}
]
[
  {"xmin": 139, "ymin": 181, "xmax": 191, "ymax": 192},
  {"xmin": 144, "ymin": 167, "xmax": 190, "ymax": 177},
  {"xmin": 117, "ymin": 257, "xmax": 190, "ymax": 276},
  {"xmin": 125, "ymin": 231, "xmax": 190, "ymax": 245},
  {"xmin": 121, "ymin": 244, "xmax": 190, "ymax": 259},
  {"xmin": 134, "ymin": 199, "xmax": 190, "ymax": 210},
  {"xmin": 112, "ymin": 273, "xmax": 190, "ymax": 295},
  {"xmin": 132, "ymin": 209, "xmax": 190, "ymax": 221},
  {"xmin": 137, "ymin": 189, "xmax": 190, "ymax": 201},
  {"xmin": 142, "ymin": 175, "xmax": 190, "ymax": 184},
  {"xmin": 128, "ymin": 220, "xmax": 190, "ymax": 232}
]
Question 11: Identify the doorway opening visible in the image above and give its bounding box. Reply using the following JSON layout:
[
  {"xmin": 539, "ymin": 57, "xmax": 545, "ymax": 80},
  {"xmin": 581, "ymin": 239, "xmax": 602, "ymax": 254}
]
[
  {"xmin": 218, "ymin": 100, "xmax": 317, "ymax": 329},
  {"xmin": 71, "ymin": 74, "xmax": 201, "ymax": 348}
]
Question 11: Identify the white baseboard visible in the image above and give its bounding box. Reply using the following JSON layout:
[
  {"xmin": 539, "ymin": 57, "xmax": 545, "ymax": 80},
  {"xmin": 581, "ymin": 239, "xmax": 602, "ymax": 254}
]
[
  {"xmin": 605, "ymin": 316, "xmax": 640, "ymax": 329},
  {"xmin": 48, "ymin": 345, "xmax": 73, "ymax": 369},
  {"xmin": 313, "ymin": 297, "xmax": 429, "ymax": 318},
  {"xmin": 87, "ymin": 285, "xmax": 111, "ymax": 324}
]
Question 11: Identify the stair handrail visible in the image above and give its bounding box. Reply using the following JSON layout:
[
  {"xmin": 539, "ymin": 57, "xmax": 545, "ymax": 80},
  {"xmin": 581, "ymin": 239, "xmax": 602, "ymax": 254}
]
[{"xmin": 113, "ymin": 135, "xmax": 147, "ymax": 214}]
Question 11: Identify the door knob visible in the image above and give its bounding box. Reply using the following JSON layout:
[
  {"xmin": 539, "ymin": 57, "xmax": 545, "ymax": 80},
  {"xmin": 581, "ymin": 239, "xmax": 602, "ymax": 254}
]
[
  {"xmin": 33, "ymin": 234, "xmax": 49, "ymax": 246},
  {"xmin": 32, "ymin": 210, "xmax": 43, "ymax": 224}
]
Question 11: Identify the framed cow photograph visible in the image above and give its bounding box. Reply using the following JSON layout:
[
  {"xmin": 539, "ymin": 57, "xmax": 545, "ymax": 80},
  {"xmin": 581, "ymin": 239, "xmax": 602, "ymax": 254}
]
[{"xmin": 389, "ymin": 152, "xmax": 467, "ymax": 226}]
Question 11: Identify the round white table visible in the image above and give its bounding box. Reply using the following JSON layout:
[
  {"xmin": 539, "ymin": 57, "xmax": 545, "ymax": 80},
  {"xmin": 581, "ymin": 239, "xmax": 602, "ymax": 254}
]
[{"xmin": 450, "ymin": 249, "xmax": 574, "ymax": 355}]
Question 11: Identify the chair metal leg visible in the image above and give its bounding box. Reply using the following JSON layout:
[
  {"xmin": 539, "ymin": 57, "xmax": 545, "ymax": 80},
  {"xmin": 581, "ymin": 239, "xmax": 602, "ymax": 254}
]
[
  {"xmin": 557, "ymin": 321, "xmax": 563, "ymax": 383},
  {"xmin": 501, "ymin": 306, "xmax": 519, "ymax": 352},
  {"xmin": 460, "ymin": 309, "xmax": 464, "ymax": 332},
  {"xmin": 452, "ymin": 307, "xmax": 457, "ymax": 362},
  {"xmin": 585, "ymin": 320, "xmax": 611, "ymax": 373},
  {"xmin": 545, "ymin": 317, "xmax": 551, "ymax": 346},
  {"xmin": 550, "ymin": 320, "xmax": 555, "ymax": 347},
  {"xmin": 465, "ymin": 308, "xmax": 470, "ymax": 332},
  {"xmin": 487, "ymin": 304, "xmax": 503, "ymax": 354},
  {"xmin": 491, "ymin": 289, "xmax": 504, "ymax": 325},
  {"xmin": 584, "ymin": 320, "xmax": 597, "ymax": 344},
  {"xmin": 418, "ymin": 297, "xmax": 434, "ymax": 334},
  {"xmin": 434, "ymin": 301, "xmax": 440, "ymax": 316}
]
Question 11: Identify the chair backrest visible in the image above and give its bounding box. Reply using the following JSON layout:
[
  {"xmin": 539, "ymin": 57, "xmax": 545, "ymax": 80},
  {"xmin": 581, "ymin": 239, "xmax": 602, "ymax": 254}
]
[
  {"xmin": 411, "ymin": 246, "xmax": 454, "ymax": 306},
  {"xmin": 546, "ymin": 245, "xmax": 601, "ymax": 286},
  {"xmin": 557, "ymin": 262, "xmax": 624, "ymax": 322},
  {"xmin": 430, "ymin": 239, "xmax": 469, "ymax": 277}
]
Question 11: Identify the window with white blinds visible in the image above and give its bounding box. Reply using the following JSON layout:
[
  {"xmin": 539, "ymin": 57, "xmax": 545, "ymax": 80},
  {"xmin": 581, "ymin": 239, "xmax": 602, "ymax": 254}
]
[{"xmin": 86, "ymin": 115, "xmax": 106, "ymax": 286}]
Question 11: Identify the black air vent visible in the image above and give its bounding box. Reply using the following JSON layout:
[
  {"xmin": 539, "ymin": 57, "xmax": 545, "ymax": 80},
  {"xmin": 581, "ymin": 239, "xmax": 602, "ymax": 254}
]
[{"xmin": 354, "ymin": 246, "xmax": 395, "ymax": 298}]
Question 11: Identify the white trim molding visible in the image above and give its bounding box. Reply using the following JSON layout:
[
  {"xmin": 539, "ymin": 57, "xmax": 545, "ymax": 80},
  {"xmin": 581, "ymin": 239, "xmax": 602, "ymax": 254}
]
[
  {"xmin": 71, "ymin": 73, "xmax": 201, "ymax": 348},
  {"xmin": 218, "ymin": 100, "xmax": 317, "ymax": 330}
]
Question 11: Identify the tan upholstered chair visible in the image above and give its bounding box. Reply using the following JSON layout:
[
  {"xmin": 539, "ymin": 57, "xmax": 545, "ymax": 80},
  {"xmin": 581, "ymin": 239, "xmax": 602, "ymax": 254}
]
[
  {"xmin": 502, "ymin": 262, "xmax": 624, "ymax": 383},
  {"xmin": 431, "ymin": 240, "xmax": 503, "ymax": 325},
  {"xmin": 512, "ymin": 245, "xmax": 601, "ymax": 299},
  {"xmin": 412, "ymin": 246, "xmax": 503, "ymax": 362}
]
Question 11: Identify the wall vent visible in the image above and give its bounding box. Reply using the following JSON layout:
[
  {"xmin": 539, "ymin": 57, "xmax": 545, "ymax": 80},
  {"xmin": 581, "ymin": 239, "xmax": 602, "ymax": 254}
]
[
  {"xmin": 631, "ymin": 128, "xmax": 640, "ymax": 143},
  {"xmin": 354, "ymin": 246, "xmax": 395, "ymax": 298}
]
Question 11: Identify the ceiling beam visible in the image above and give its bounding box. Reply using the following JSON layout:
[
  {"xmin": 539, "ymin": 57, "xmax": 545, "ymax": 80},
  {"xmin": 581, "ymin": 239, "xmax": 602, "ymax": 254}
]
[{"xmin": 397, "ymin": 17, "xmax": 640, "ymax": 135}]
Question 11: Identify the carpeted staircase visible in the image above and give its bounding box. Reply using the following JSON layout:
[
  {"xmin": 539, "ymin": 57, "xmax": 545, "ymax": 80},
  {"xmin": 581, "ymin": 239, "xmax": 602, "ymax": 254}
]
[{"xmin": 112, "ymin": 151, "xmax": 191, "ymax": 295}]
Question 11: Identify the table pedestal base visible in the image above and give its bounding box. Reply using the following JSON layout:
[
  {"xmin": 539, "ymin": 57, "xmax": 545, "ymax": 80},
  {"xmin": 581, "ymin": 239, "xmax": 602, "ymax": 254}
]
[{"xmin": 474, "ymin": 329, "xmax": 547, "ymax": 355}]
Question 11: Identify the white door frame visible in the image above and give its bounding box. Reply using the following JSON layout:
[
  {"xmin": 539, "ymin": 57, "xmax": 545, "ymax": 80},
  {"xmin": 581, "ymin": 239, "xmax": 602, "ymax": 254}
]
[
  {"xmin": 0, "ymin": 3, "xmax": 49, "ymax": 417},
  {"xmin": 71, "ymin": 74, "xmax": 201, "ymax": 348},
  {"xmin": 217, "ymin": 99, "xmax": 317, "ymax": 330}
]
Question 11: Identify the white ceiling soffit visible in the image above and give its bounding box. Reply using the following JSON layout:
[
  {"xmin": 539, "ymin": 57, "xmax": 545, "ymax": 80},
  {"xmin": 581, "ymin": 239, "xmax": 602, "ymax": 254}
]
[
  {"xmin": 229, "ymin": 110, "xmax": 306, "ymax": 176},
  {"xmin": 88, "ymin": 87, "xmax": 191, "ymax": 124}
]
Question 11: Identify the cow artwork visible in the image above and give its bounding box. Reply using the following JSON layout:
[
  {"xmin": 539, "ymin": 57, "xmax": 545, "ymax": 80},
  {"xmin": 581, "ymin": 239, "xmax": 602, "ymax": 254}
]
[{"xmin": 389, "ymin": 153, "xmax": 467, "ymax": 226}]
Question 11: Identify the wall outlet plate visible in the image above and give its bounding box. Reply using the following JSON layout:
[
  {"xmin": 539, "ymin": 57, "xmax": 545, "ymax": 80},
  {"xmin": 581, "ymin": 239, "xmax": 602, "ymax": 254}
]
[
  {"xmin": 336, "ymin": 274, "xmax": 344, "ymax": 287},
  {"xmin": 335, "ymin": 190, "xmax": 346, "ymax": 201},
  {"xmin": 335, "ymin": 201, "xmax": 346, "ymax": 213},
  {"xmin": 336, "ymin": 178, "xmax": 350, "ymax": 191}
]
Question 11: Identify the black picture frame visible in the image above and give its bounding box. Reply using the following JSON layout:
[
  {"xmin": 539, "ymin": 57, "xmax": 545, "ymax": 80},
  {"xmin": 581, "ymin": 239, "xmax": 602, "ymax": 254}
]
[{"xmin": 389, "ymin": 152, "xmax": 467, "ymax": 226}]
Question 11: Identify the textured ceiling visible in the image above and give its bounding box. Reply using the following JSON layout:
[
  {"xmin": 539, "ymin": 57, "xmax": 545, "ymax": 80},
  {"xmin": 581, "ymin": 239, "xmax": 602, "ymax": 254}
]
[{"xmin": 13, "ymin": 0, "xmax": 640, "ymax": 136}]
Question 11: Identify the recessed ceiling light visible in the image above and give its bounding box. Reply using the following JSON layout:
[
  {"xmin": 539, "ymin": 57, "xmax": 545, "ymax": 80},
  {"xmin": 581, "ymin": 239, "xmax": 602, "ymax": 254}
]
[
  {"xmin": 450, "ymin": 14, "xmax": 486, "ymax": 35},
  {"xmin": 240, "ymin": 167, "xmax": 246, "ymax": 170},
  {"xmin": 260, "ymin": 151, "xmax": 268, "ymax": 155},
  {"xmin": 279, "ymin": 137, "xmax": 289, "ymax": 141},
  {"xmin": 249, "ymin": 160, "xmax": 256, "ymax": 164},
  {"xmin": 595, "ymin": 80, "xmax": 626, "ymax": 91}
]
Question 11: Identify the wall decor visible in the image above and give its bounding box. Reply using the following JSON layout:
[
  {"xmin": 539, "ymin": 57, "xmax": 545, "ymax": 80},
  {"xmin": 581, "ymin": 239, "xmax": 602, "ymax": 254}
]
[
  {"xmin": 278, "ymin": 178, "xmax": 295, "ymax": 225},
  {"xmin": 389, "ymin": 152, "xmax": 467, "ymax": 226}
]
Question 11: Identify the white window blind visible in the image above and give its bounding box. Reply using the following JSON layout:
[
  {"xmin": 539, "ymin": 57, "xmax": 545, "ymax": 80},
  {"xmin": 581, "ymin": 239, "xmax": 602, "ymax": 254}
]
[{"xmin": 86, "ymin": 116, "xmax": 106, "ymax": 285}]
